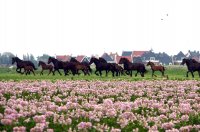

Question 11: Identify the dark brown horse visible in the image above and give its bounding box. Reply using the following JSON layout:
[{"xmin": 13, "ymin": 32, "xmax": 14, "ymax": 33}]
[
  {"xmin": 23, "ymin": 65, "xmax": 35, "ymax": 75},
  {"xmin": 38, "ymin": 61, "xmax": 54, "ymax": 75},
  {"xmin": 146, "ymin": 61, "xmax": 165, "ymax": 77},
  {"xmin": 99, "ymin": 57, "xmax": 124, "ymax": 76},
  {"xmin": 70, "ymin": 58, "xmax": 91, "ymax": 75},
  {"xmin": 89, "ymin": 57, "xmax": 115, "ymax": 77},
  {"xmin": 12, "ymin": 57, "xmax": 37, "ymax": 74},
  {"xmin": 181, "ymin": 58, "xmax": 200, "ymax": 78},
  {"xmin": 48, "ymin": 57, "xmax": 76, "ymax": 76},
  {"xmin": 119, "ymin": 58, "xmax": 146, "ymax": 77}
]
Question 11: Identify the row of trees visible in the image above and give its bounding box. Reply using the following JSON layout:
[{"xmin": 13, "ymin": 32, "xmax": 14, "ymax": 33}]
[{"xmin": 0, "ymin": 52, "xmax": 50, "ymax": 67}]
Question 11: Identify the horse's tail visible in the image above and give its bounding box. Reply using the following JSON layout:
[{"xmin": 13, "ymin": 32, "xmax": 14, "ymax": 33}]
[
  {"xmin": 163, "ymin": 66, "xmax": 166, "ymax": 71},
  {"xmin": 32, "ymin": 64, "xmax": 37, "ymax": 70}
]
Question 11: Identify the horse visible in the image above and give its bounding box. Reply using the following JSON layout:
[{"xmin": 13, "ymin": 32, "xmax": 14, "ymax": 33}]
[
  {"xmin": 89, "ymin": 57, "xmax": 115, "ymax": 77},
  {"xmin": 146, "ymin": 61, "xmax": 166, "ymax": 77},
  {"xmin": 70, "ymin": 58, "xmax": 91, "ymax": 75},
  {"xmin": 38, "ymin": 61, "xmax": 54, "ymax": 75},
  {"xmin": 12, "ymin": 57, "xmax": 37, "ymax": 74},
  {"xmin": 99, "ymin": 57, "xmax": 124, "ymax": 76},
  {"xmin": 118, "ymin": 58, "xmax": 146, "ymax": 77},
  {"xmin": 48, "ymin": 57, "xmax": 76, "ymax": 76},
  {"xmin": 23, "ymin": 65, "xmax": 35, "ymax": 75},
  {"xmin": 181, "ymin": 58, "xmax": 200, "ymax": 78}
]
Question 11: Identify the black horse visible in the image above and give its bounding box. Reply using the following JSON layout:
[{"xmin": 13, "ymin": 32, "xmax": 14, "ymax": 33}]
[
  {"xmin": 12, "ymin": 57, "xmax": 37, "ymax": 74},
  {"xmin": 48, "ymin": 57, "xmax": 76, "ymax": 76},
  {"xmin": 181, "ymin": 58, "xmax": 200, "ymax": 78},
  {"xmin": 89, "ymin": 57, "xmax": 115, "ymax": 77},
  {"xmin": 118, "ymin": 58, "xmax": 146, "ymax": 77},
  {"xmin": 99, "ymin": 57, "xmax": 124, "ymax": 76}
]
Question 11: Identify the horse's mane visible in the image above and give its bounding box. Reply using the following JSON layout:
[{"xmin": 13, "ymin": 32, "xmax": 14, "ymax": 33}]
[
  {"xmin": 99, "ymin": 57, "xmax": 107, "ymax": 63},
  {"xmin": 39, "ymin": 61, "xmax": 46, "ymax": 65},
  {"xmin": 191, "ymin": 59, "xmax": 199, "ymax": 63},
  {"xmin": 70, "ymin": 57, "xmax": 79, "ymax": 62}
]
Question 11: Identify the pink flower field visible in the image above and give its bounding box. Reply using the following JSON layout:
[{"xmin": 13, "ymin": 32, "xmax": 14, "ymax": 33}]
[{"xmin": 0, "ymin": 80, "xmax": 200, "ymax": 131}]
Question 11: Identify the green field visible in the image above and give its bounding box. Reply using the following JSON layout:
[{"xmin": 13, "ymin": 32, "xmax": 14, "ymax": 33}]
[{"xmin": 0, "ymin": 66, "xmax": 199, "ymax": 81}]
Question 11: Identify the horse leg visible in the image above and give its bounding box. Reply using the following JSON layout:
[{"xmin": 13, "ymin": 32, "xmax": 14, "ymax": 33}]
[
  {"xmin": 191, "ymin": 71, "xmax": 194, "ymax": 78},
  {"xmin": 95, "ymin": 70, "xmax": 99, "ymax": 76},
  {"xmin": 152, "ymin": 70, "xmax": 154, "ymax": 77},
  {"xmin": 112, "ymin": 70, "xmax": 115, "ymax": 77},
  {"xmin": 125, "ymin": 70, "xmax": 129, "ymax": 75},
  {"xmin": 16, "ymin": 68, "xmax": 21, "ymax": 73},
  {"xmin": 40, "ymin": 70, "xmax": 43, "ymax": 75},
  {"xmin": 48, "ymin": 70, "xmax": 51, "ymax": 75},
  {"xmin": 99, "ymin": 70, "xmax": 102, "ymax": 76},
  {"xmin": 57, "ymin": 69, "xmax": 62, "ymax": 76},
  {"xmin": 186, "ymin": 71, "xmax": 189, "ymax": 77},
  {"xmin": 32, "ymin": 70, "xmax": 35, "ymax": 76},
  {"xmin": 135, "ymin": 71, "xmax": 138, "ymax": 77}
]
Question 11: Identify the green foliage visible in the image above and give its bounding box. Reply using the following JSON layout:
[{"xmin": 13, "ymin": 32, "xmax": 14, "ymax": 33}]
[
  {"xmin": 1, "ymin": 66, "xmax": 200, "ymax": 81},
  {"xmin": 100, "ymin": 117, "xmax": 120, "ymax": 128},
  {"xmin": 3, "ymin": 93, "xmax": 13, "ymax": 101},
  {"xmin": 121, "ymin": 121, "xmax": 148, "ymax": 132},
  {"xmin": 130, "ymin": 95, "xmax": 140, "ymax": 102},
  {"xmin": 174, "ymin": 114, "xmax": 200, "ymax": 129},
  {"xmin": 0, "ymin": 105, "xmax": 5, "ymax": 113}
]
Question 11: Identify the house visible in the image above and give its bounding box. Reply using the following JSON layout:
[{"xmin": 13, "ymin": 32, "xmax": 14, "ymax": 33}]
[
  {"xmin": 173, "ymin": 51, "xmax": 186, "ymax": 65},
  {"xmin": 101, "ymin": 53, "xmax": 115, "ymax": 63},
  {"xmin": 121, "ymin": 51, "xmax": 148, "ymax": 63},
  {"xmin": 76, "ymin": 55, "xmax": 90, "ymax": 63},
  {"xmin": 157, "ymin": 52, "xmax": 172, "ymax": 65},
  {"xmin": 122, "ymin": 51, "xmax": 133, "ymax": 57},
  {"xmin": 121, "ymin": 51, "xmax": 133, "ymax": 63},
  {"xmin": 132, "ymin": 51, "xmax": 147, "ymax": 57},
  {"xmin": 109, "ymin": 52, "xmax": 119, "ymax": 62},
  {"xmin": 141, "ymin": 50, "xmax": 160, "ymax": 65},
  {"xmin": 132, "ymin": 51, "xmax": 148, "ymax": 63},
  {"xmin": 56, "ymin": 55, "xmax": 71, "ymax": 62},
  {"xmin": 186, "ymin": 50, "xmax": 200, "ymax": 62}
]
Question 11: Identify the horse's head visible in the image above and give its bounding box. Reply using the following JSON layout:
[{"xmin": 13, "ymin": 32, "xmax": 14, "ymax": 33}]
[
  {"xmin": 181, "ymin": 58, "xmax": 187, "ymax": 65},
  {"xmin": 48, "ymin": 57, "xmax": 54, "ymax": 64},
  {"xmin": 146, "ymin": 61, "xmax": 154, "ymax": 66},
  {"xmin": 119, "ymin": 58, "xmax": 129, "ymax": 64},
  {"xmin": 12, "ymin": 57, "xmax": 21, "ymax": 64},
  {"xmin": 89, "ymin": 57, "xmax": 97, "ymax": 65},
  {"xmin": 70, "ymin": 57, "xmax": 78, "ymax": 63},
  {"xmin": 12, "ymin": 57, "xmax": 16, "ymax": 64},
  {"xmin": 38, "ymin": 61, "xmax": 42, "ymax": 67}
]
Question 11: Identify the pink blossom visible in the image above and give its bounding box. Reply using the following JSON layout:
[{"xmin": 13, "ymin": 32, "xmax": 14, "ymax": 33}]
[
  {"xmin": 47, "ymin": 129, "xmax": 54, "ymax": 132},
  {"xmin": 1, "ymin": 118, "xmax": 13, "ymax": 125},
  {"xmin": 13, "ymin": 126, "xmax": 26, "ymax": 132},
  {"xmin": 106, "ymin": 109, "xmax": 117, "ymax": 117},
  {"xmin": 77, "ymin": 122, "xmax": 92, "ymax": 130},
  {"xmin": 161, "ymin": 122, "xmax": 174, "ymax": 130},
  {"xmin": 180, "ymin": 115, "xmax": 189, "ymax": 122}
]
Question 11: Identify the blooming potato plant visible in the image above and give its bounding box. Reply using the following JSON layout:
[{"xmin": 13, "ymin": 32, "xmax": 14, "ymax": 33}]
[{"xmin": 0, "ymin": 80, "xmax": 200, "ymax": 131}]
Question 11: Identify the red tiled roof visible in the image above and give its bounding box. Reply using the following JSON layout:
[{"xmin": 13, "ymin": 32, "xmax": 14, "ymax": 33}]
[
  {"xmin": 56, "ymin": 55, "xmax": 71, "ymax": 61},
  {"xmin": 76, "ymin": 55, "xmax": 85, "ymax": 62},
  {"xmin": 116, "ymin": 56, "xmax": 132, "ymax": 63},
  {"xmin": 132, "ymin": 51, "xmax": 147, "ymax": 57}
]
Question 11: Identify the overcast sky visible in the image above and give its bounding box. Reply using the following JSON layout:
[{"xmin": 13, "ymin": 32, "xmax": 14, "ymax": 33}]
[{"xmin": 0, "ymin": 0, "xmax": 200, "ymax": 58}]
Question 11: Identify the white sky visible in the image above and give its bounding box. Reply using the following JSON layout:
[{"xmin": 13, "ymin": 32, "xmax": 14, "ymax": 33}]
[{"xmin": 1, "ymin": 0, "xmax": 200, "ymax": 58}]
